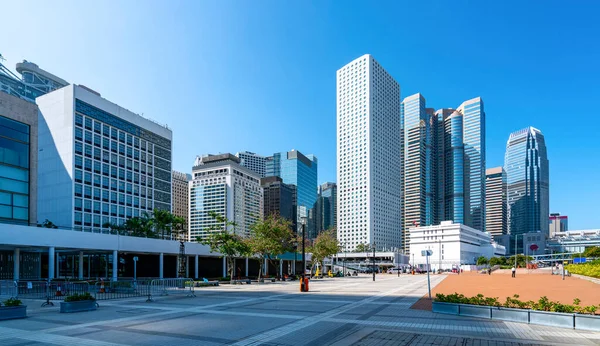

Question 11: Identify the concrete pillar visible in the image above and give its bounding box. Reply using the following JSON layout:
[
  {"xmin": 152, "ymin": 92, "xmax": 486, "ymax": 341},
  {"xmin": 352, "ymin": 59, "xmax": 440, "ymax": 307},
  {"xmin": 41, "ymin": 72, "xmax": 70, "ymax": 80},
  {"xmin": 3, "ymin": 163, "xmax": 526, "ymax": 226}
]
[
  {"xmin": 245, "ymin": 257, "xmax": 249, "ymax": 277},
  {"xmin": 222, "ymin": 257, "xmax": 226, "ymax": 277},
  {"xmin": 279, "ymin": 259, "xmax": 283, "ymax": 277},
  {"xmin": 194, "ymin": 255, "xmax": 199, "ymax": 279},
  {"xmin": 13, "ymin": 248, "xmax": 20, "ymax": 281},
  {"xmin": 78, "ymin": 251, "xmax": 84, "ymax": 280},
  {"xmin": 48, "ymin": 247, "xmax": 55, "ymax": 280},
  {"xmin": 264, "ymin": 259, "xmax": 268, "ymax": 276},
  {"xmin": 159, "ymin": 253, "xmax": 164, "ymax": 279},
  {"xmin": 186, "ymin": 256, "xmax": 190, "ymax": 278},
  {"xmin": 112, "ymin": 250, "xmax": 118, "ymax": 281}
]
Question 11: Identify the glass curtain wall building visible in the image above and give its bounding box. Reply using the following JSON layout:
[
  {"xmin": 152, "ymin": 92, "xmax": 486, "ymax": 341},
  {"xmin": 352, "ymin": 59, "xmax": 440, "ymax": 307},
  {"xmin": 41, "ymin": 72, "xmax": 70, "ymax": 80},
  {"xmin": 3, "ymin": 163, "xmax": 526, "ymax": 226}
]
[
  {"xmin": 36, "ymin": 85, "xmax": 172, "ymax": 230},
  {"xmin": 504, "ymin": 127, "xmax": 549, "ymax": 237},
  {"xmin": 0, "ymin": 58, "xmax": 67, "ymax": 103},
  {"xmin": 0, "ymin": 92, "xmax": 38, "ymax": 224}
]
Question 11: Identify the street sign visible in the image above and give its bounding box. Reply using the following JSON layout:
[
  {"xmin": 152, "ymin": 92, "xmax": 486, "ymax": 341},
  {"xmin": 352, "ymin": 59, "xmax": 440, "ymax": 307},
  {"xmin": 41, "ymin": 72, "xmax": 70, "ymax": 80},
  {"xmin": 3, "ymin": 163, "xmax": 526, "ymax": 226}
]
[
  {"xmin": 421, "ymin": 250, "xmax": 433, "ymax": 256},
  {"xmin": 133, "ymin": 256, "xmax": 139, "ymax": 262}
]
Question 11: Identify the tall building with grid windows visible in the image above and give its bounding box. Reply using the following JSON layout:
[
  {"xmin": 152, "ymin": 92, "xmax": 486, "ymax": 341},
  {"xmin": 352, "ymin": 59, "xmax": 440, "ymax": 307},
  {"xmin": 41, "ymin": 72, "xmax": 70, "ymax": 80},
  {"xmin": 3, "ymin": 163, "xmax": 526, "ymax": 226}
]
[
  {"xmin": 172, "ymin": 170, "xmax": 191, "ymax": 235},
  {"xmin": 36, "ymin": 85, "xmax": 173, "ymax": 230},
  {"xmin": 189, "ymin": 154, "xmax": 262, "ymax": 241},
  {"xmin": 485, "ymin": 167, "xmax": 507, "ymax": 237},
  {"xmin": 236, "ymin": 151, "xmax": 266, "ymax": 178},
  {"xmin": 337, "ymin": 54, "xmax": 402, "ymax": 252}
]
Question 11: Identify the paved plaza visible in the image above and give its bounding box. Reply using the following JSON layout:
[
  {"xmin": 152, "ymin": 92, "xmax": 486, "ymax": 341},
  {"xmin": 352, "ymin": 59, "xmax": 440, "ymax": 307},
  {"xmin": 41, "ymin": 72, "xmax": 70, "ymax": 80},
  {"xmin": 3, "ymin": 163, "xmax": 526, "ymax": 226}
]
[{"xmin": 1, "ymin": 275, "xmax": 600, "ymax": 345}]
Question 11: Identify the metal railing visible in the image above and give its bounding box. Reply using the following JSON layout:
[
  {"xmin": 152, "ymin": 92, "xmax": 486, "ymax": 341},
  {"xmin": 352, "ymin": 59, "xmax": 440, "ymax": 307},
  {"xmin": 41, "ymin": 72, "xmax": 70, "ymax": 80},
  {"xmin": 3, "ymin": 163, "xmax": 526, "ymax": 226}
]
[
  {"xmin": 94, "ymin": 279, "xmax": 152, "ymax": 301},
  {"xmin": 0, "ymin": 280, "xmax": 17, "ymax": 300},
  {"xmin": 146, "ymin": 278, "xmax": 195, "ymax": 302}
]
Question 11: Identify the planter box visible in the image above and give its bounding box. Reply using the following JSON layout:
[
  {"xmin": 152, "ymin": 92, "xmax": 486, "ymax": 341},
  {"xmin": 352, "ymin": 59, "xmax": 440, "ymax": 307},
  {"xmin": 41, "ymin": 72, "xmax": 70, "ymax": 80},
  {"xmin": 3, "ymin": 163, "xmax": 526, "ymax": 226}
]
[
  {"xmin": 529, "ymin": 310, "xmax": 574, "ymax": 328},
  {"xmin": 60, "ymin": 300, "xmax": 97, "ymax": 313},
  {"xmin": 432, "ymin": 302, "xmax": 459, "ymax": 315},
  {"xmin": 0, "ymin": 305, "xmax": 27, "ymax": 320},
  {"xmin": 491, "ymin": 307, "xmax": 529, "ymax": 323},
  {"xmin": 575, "ymin": 314, "xmax": 600, "ymax": 331},
  {"xmin": 459, "ymin": 304, "xmax": 491, "ymax": 319}
]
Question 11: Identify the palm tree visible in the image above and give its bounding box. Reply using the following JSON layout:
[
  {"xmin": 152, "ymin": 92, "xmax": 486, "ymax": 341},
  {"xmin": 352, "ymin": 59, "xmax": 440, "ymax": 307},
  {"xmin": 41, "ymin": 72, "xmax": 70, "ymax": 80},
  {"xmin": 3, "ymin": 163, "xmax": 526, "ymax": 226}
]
[{"xmin": 152, "ymin": 209, "xmax": 174, "ymax": 239}]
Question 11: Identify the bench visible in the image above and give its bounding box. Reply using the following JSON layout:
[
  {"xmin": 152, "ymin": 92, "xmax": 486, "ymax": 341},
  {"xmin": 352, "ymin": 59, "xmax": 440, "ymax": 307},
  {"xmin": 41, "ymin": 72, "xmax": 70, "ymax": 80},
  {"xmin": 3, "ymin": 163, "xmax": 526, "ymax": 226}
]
[
  {"xmin": 232, "ymin": 279, "xmax": 252, "ymax": 285},
  {"xmin": 195, "ymin": 279, "xmax": 219, "ymax": 287}
]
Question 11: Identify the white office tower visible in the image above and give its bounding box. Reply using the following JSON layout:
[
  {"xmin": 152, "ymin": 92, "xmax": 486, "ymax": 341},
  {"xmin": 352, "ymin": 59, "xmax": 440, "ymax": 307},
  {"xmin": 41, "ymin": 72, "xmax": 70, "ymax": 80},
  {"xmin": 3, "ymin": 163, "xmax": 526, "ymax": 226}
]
[
  {"xmin": 36, "ymin": 85, "xmax": 173, "ymax": 230},
  {"xmin": 336, "ymin": 54, "xmax": 402, "ymax": 251},
  {"xmin": 235, "ymin": 151, "xmax": 266, "ymax": 177},
  {"xmin": 189, "ymin": 154, "xmax": 262, "ymax": 241}
]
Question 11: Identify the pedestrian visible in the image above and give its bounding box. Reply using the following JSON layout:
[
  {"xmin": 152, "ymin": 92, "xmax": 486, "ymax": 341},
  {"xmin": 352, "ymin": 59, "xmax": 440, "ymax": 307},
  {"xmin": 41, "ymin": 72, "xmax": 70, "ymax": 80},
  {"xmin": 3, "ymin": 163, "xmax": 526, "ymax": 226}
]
[
  {"xmin": 488, "ymin": 268, "xmax": 491, "ymax": 275},
  {"xmin": 511, "ymin": 266, "xmax": 516, "ymax": 278}
]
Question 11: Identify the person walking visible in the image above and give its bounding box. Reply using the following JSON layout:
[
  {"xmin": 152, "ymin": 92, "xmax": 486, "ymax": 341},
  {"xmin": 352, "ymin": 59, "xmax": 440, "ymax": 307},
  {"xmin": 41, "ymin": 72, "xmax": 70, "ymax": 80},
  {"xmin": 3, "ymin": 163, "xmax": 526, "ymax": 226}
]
[
  {"xmin": 488, "ymin": 267, "xmax": 491, "ymax": 275},
  {"xmin": 511, "ymin": 266, "xmax": 516, "ymax": 278}
]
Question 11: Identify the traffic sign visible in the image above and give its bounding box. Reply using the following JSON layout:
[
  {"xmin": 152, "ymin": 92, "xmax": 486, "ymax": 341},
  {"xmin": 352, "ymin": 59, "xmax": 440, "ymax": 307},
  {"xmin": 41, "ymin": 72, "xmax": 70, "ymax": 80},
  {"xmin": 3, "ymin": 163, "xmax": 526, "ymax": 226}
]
[
  {"xmin": 421, "ymin": 250, "xmax": 433, "ymax": 256},
  {"xmin": 133, "ymin": 256, "xmax": 139, "ymax": 262}
]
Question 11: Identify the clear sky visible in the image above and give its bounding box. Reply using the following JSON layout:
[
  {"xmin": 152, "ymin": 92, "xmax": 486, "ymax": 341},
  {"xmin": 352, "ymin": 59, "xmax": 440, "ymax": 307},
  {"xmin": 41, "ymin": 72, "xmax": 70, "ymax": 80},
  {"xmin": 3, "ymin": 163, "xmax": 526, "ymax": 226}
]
[{"xmin": 2, "ymin": 1, "xmax": 599, "ymax": 229}]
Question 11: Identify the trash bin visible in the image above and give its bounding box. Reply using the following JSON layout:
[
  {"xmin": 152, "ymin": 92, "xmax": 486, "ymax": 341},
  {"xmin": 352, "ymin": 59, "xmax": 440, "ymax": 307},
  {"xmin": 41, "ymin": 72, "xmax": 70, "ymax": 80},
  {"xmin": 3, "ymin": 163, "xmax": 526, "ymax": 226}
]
[{"xmin": 304, "ymin": 277, "xmax": 309, "ymax": 292}]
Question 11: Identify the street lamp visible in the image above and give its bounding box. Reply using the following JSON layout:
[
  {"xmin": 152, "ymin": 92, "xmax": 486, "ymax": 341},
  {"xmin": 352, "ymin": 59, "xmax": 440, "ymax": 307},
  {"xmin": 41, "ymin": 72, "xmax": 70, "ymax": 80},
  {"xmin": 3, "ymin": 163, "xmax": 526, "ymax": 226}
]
[
  {"xmin": 372, "ymin": 242, "xmax": 376, "ymax": 282},
  {"xmin": 301, "ymin": 216, "xmax": 307, "ymax": 292}
]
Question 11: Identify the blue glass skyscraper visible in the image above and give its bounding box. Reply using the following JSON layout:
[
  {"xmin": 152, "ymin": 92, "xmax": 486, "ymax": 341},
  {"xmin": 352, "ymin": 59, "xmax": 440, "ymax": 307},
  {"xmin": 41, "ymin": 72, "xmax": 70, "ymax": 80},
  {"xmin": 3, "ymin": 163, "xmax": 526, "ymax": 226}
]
[
  {"xmin": 504, "ymin": 127, "xmax": 549, "ymax": 237},
  {"xmin": 265, "ymin": 150, "xmax": 317, "ymax": 228}
]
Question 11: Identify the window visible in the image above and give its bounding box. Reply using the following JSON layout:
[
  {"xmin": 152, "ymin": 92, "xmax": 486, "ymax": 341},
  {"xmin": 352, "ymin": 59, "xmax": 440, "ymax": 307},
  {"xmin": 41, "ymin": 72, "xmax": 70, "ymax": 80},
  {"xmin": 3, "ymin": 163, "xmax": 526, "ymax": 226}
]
[
  {"xmin": 75, "ymin": 114, "xmax": 83, "ymax": 127},
  {"xmin": 75, "ymin": 142, "xmax": 83, "ymax": 155}
]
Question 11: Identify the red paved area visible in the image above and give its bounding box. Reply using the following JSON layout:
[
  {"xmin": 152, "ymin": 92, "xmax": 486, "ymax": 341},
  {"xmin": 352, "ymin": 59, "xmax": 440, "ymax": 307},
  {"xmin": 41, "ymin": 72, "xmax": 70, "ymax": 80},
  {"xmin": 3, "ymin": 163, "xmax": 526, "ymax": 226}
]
[{"xmin": 412, "ymin": 270, "xmax": 600, "ymax": 311}]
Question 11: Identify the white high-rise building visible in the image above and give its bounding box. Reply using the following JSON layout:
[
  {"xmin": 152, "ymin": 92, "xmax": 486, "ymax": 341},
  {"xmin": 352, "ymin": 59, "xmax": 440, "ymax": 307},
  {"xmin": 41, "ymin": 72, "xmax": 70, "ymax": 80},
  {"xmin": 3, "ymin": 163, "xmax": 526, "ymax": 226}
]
[
  {"xmin": 236, "ymin": 151, "xmax": 266, "ymax": 178},
  {"xmin": 36, "ymin": 85, "xmax": 173, "ymax": 230},
  {"xmin": 189, "ymin": 154, "xmax": 262, "ymax": 241},
  {"xmin": 336, "ymin": 54, "xmax": 402, "ymax": 251}
]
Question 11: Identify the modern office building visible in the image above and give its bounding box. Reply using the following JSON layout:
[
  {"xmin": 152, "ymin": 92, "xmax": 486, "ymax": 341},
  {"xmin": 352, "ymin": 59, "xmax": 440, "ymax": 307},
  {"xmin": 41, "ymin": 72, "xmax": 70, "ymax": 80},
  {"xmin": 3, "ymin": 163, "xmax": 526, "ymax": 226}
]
[
  {"xmin": 311, "ymin": 182, "xmax": 337, "ymax": 239},
  {"xmin": 0, "ymin": 57, "xmax": 68, "ymax": 103},
  {"xmin": 261, "ymin": 176, "xmax": 296, "ymax": 230},
  {"xmin": 549, "ymin": 213, "xmax": 568, "ymax": 237},
  {"xmin": 504, "ymin": 127, "xmax": 549, "ymax": 237},
  {"xmin": 36, "ymin": 84, "xmax": 173, "ymax": 230},
  {"xmin": 189, "ymin": 154, "xmax": 262, "ymax": 241},
  {"xmin": 409, "ymin": 221, "xmax": 505, "ymax": 270},
  {"xmin": 401, "ymin": 94, "xmax": 486, "ymax": 253},
  {"xmin": 337, "ymin": 54, "xmax": 402, "ymax": 251},
  {"xmin": 547, "ymin": 229, "xmax": 600, "ymax": 254},
  {"xmin": 172, "ymin": 170, "xmax": 191, "ymax": 233},
  {"xmin": 0, "ymin": 91, "xmax": 38, "ymax": 225},
  {"xmin": 236, "ymin": 151, "xmax": 267, "ymax": 178},
  {"xmin": 486, "ymin": 167, "xmax": 507, "ymax": 237},
  {"xmin": 265, "ymin": 150, "xmax": 317, "ymax": 229}
]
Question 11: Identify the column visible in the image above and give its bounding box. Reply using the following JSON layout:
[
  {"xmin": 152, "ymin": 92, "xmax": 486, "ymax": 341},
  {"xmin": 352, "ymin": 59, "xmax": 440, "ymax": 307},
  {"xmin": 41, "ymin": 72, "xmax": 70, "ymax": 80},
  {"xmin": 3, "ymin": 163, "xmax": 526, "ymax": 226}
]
[
  {"xmin": 13, "ymin": 248, "xmax": 20, "ymax": 281},
  {"xmin": 245, "ymin": 257, "xmax": 249, "ymax": 277},
  {"xmin": 279, "ymin": 259, "xmax": 283, "ymax": 277},
  {"xmin": 112, "ymin": 250, "xmax": 118, "ymax": 281},
  {"xmin": 194, "ymin": 255, "xmax": 199, "ymax": 279},
  {"xmin": 78, "ymin": 251, "xmax": 84, "ymax": 280},
  {"xmin": 48, "ymin": 247, "xmax": 55, "ymax": 280},
  {"xmin": 186, "ymin": 256, "xmax": 190, "ymax": 278},
  {"xmin": 264, "ymin": 260, "xmax": 268, "ymax": 276},
  {"xmin": 159, "ymin": 253, "xmax": 164, "ymax": 279},
  {"xmin": 222, "ymin": 257, "xmax": 226, "ymax": 277}
]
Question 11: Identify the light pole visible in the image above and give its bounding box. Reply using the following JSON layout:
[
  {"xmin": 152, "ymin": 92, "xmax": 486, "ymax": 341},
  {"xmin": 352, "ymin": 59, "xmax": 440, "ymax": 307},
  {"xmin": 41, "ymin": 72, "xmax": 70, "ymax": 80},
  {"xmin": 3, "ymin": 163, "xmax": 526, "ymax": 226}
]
[
  {"xmin": 372, "ymin": 242, "xmax": 376, "ymax": 282},
  {"xmin": 396, "ymin": 247, "xmax": 400, "ymax": 277},
  {"xmin": 301, "ymin": 216, "xmax": 307, "ymax": 292}
]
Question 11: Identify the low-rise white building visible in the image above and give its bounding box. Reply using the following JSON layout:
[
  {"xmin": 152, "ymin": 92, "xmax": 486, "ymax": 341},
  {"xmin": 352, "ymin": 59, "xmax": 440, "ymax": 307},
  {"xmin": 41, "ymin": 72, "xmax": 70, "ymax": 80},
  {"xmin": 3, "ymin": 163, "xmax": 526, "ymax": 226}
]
[{"xmin": 409, "ymin": 221, "xmax": 505, "ymax": 270}]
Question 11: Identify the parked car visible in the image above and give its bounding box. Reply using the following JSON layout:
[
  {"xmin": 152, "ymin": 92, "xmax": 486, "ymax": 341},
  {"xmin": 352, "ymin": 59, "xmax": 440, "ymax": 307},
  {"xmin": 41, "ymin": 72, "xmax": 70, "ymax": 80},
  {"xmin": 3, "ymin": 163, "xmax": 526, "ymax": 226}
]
[{"xmin": 387, "ymin": 267, "xmax": 402, "ymax": 274}]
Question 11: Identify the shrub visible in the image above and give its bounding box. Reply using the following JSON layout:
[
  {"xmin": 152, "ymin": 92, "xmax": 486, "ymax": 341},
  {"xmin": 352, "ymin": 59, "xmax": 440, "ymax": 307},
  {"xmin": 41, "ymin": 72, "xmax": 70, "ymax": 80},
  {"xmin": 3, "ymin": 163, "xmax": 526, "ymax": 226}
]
[
  {"xmin": 435, "ymin": 292, "xmax": 599, "ymax": 315},
  {"xmin": 1, "ymin": 298, "xmax": 22, "ymax": 307},
  {"xmin": 64, "ymin": 292, "xmax": 95, "ymax": 302},
  {"xmin": 566, "ymin": 263, "xmax": 600, "ymax": 279}
]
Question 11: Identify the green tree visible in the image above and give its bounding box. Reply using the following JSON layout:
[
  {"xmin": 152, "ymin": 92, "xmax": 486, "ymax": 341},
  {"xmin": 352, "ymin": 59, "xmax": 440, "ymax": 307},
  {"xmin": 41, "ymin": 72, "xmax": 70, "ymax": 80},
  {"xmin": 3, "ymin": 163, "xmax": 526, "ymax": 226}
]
[
  {"xmin": 38, "ymin": 219, "xmax": 58, "ymax": 229},
  {"xmin": 354, "ymin": 243, "xmax": 370, "ymax": 253},
  {"xmin": 247, "ymin": 214, "xmax": 294, "ymax": 280},
  {"xmin": 152, "ymin": 209, "xmax": 175, "ymax": 239},
  {"xmin": 508, "ymin": 254, "xmax": 533, "ymax": 268},
  {"xmin": 584, "ymin": 246, "xmax": 600, "ymax": 258},
  {"xmin": 476, "ymin": 256, "xmax": 489, "ymax": 266},
  {"xmin": 308, "ymin": 229, "xmax": 339, "ymax": 277},
  {"xmin": 489, "ymin": 256, "xmax": 507, "ymax": 266},
  {"xmin": 199, "ymin": 211, "xmax": 249, "ymax": 282}
]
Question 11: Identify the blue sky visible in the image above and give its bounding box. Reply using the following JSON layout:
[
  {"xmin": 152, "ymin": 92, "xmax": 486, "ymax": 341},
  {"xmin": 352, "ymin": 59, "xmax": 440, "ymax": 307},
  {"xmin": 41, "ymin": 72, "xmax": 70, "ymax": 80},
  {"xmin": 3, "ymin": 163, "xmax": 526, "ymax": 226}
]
[{"xmin": 2, "ymin": 1, "xmax": 599, "ymax": 229}]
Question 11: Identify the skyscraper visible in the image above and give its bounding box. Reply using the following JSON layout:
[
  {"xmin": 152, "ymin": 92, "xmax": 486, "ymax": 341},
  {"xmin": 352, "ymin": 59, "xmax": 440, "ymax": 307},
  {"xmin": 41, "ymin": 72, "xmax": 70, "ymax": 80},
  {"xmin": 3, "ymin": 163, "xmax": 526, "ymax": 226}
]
[
  {"xmin": 486, "ymin": 167, "xmax": 507, "ymax": 237},
  {"xmin": 337, "ymin": 54, "xmax": 401, "ymax": 251},
  {"xmin": 401, "ymin": 95, "xmax": 486, "ymax": 253},
  {"xmin": 261, "ymin": 176, "xmax": 296, "ymax": 230},
  {"xmin": 457, "ymin": 98, "xmax": 486, "ymax": 232},
  {"xmin": 265, "ymin": 150, "xmax": 317, "ymax": 229},
  {"xmin": 311, "ymin": 182, "xmax": 337, "ymax": 238},
  {"xmin": 504, "ymin": 127, "xmax": 549, "ymax": 237},
  {"xmin": 172, "ymin": 170, "xmax": 191, "ymax": 235},
  {"xmin": 236, "ymin": 151, "xmax": 266, "ymax": 177},
  {"xmin": 189, "ymin": 154, "xmax": 262, "ymax": 241},
  {"xmin": 549, "ymin": 213, "xmax": 568, "ymax": 237},
  {"xmin": 36, "ymin": 85, "xmax": 173, "ymax": 229},
  {"xmin": 0, "ymin": 58, "xmax": 68, "ymax": 103}
]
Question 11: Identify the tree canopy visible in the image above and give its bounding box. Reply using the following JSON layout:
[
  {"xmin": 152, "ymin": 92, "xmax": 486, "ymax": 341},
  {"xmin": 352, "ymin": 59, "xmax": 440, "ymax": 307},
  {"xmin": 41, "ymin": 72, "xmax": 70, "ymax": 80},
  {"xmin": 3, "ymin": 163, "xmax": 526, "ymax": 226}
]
[
  {"xmin": 308, "ymin": 229, "xmax": 339, "ymax": 275},
  {"xmin": 247, "ymin": 214, "xmax": 295, "ymax": 279}
]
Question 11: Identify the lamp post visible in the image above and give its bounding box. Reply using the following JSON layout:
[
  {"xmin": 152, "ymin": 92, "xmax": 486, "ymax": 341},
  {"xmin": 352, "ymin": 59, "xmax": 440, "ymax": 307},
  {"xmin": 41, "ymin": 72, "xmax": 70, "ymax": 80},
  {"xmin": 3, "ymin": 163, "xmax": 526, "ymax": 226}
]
[
  {"xmin": 301, "ymin": 216, "xmax": 307, "ymax": 292},
  {"xmin": 372, "ymin": 242, "xmax": 376, "ymax": 282}
]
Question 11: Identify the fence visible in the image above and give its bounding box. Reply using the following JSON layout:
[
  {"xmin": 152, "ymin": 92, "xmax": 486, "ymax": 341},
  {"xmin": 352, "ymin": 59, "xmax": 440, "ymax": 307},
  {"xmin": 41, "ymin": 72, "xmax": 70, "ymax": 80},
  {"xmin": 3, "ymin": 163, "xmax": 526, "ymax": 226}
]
[
  {"xmin": 0, "ymin": 280, "xmax": 17, "ymax": 300},
  {"xmin": 11, "ymin": 278, "xmax": 196, "ymax": 305},
  {"xmin": 146, "ymin": 278, "xmax": 195, "ymax": 302}
]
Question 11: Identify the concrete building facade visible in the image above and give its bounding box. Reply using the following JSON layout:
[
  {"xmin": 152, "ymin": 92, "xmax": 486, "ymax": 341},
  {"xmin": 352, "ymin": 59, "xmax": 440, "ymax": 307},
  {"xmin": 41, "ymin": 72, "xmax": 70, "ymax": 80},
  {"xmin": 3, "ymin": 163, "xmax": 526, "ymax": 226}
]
[
  {"xmin": 172, "ymin": 170, "xmax": 191, "ymax": 232},
  {"xmin": 549, "ymin": 213, "xmax": 568, "ymax": 238},
  {"xmin": 486, "ymin": 167, "xmax": 507, "ymax": 237},
  {"xmin": 261, "ymin": 176, "xmax": 296, "ymax": 231},
  {"xmin": 236, "ymin": 151, "xmax": 267, "ymax": 178},
  {"xmin": 36, "ymin": 85, "xmax": 173, "ymax": 230}
]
